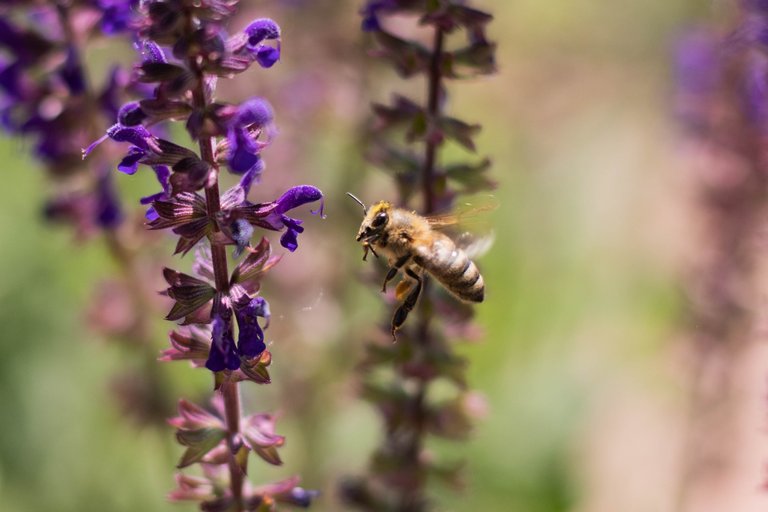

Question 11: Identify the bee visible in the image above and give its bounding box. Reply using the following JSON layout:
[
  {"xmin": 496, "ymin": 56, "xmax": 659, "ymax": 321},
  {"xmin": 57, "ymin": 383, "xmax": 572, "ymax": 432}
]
[{"xmin": 348, "ymin": 193, "xmax": 485, "ymax": 340}]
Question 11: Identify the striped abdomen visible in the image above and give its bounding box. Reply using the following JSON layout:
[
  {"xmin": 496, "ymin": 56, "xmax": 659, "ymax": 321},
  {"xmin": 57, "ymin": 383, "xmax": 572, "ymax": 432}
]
[{"xmin": 413, "ymin": 233, "xmax": 484, "ymax": 303}]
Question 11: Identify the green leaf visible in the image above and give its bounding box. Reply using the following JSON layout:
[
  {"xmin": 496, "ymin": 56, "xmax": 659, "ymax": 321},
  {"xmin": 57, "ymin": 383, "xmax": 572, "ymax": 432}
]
[
  {"xmin": 374, "ymin": 30, "xmax": 431, "ymax": 78},
  {"xmin": 176, "ymin": 427, "xmax": 227, "ymax": 468},
  {"xmin": 235, "ymin": 445, "xmax": 250, "ymax": 475},
  {"xmin": 254, "ymin": 445, "xmax": 283, "ymax": 466},
  {"xmin": 240, "ymin": 359, "xmax": 271, "ymax": 384},
  {"xmin": 439, "ymin": 116, "xmax": 481, "ymax": 152},
  {"xmin": 444, "ymin": 158, "xmax": 496, "ymax": 193},
  {"xmin": 446, "ymin": 41, "xmax": 497, "ymax": 78}
]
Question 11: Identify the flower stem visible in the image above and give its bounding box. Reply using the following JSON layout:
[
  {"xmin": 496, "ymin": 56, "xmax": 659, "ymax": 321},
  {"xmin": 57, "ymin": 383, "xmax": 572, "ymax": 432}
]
[
  {"xmin": 422, "ymin": 26, "xmax": 444, "ymax": 216},
  {"xmin": 193, "ymin": 105, "xmax": 230, "ymax": 290},
  {"xmin": 221, "ymin": 380, "xmax": 245, "ymax": 509},
  {"xmin": 396, "ymin": 24, "xmax": 446, "ymax": 512},
  {"xmin": 189, "ymin": 57, "xmax": 245, "ymax": 511}
]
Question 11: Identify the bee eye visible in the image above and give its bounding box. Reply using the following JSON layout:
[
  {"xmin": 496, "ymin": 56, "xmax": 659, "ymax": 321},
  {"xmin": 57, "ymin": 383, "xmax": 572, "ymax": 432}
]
[{"xmin": 372, "ymin": 212, "xmax": 388, "ymax": 227}]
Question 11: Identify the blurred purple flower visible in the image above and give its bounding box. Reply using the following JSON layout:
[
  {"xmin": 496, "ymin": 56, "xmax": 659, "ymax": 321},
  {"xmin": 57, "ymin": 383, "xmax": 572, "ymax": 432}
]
[
  {"xmin": 60, "ymin": 47, "xmax": 86, "ymax": 95},
  {"xmin": 744, "ymin": 52, "xmax": 768, "ymax": 132},
  {"xmin": 96, "ymin": 169, "xmax": 124, "ymax": 228},
  {"xmin": 746, "ymin": 0, "xmax": 768, "ymax": 16},
  {"xmin": 675, "ymin": 29, "xmax": 720, "ymax": 96},
  {"xmin": 99, "ymin": 0, "xmax": 138, "ymax": 35},
  {"xmin": 361, "ymin": 1, "xmax": 394, "ymax": 32},
  {"xmin": 673, "ymin": 28, "xmax": 722, "ymax": 131}
]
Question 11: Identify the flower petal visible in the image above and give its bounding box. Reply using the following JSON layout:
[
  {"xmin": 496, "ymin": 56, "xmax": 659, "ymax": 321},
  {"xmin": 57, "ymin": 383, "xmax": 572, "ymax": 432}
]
[
  {"xmin": 244, "ymin": 19, "xmax": 281, "ymax": 47},
  {"xmin": 274, "ymin": 185, "xmax": 323, "ymax": 214},
  {"xmin": 117, "ymin": 146, "xmax": 145, "ymax": 174},
  {"xmin": 235, "ymin": 297, "xmax": 268, "ymax": 358},
  {"xmin": 206, "ymin": 309, "xmax": 239, "ymax": 372}
]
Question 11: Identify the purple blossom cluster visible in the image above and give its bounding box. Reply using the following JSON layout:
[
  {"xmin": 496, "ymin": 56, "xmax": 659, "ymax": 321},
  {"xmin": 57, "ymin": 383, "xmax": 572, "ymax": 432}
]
[
  {"xmin": 0, "ymin": 0, "xmax": 187, "ymax": 425},
  {"xmin": 0, "ymin": 1, "xmax": 137, "ymax": 236},
  {"xmin": 79, "ymin": 0, "xmax": 321, "ymax": 509},
  {"xmin": 672, "ymin": 3, "xmax": 768, "ymax": 505},
  {"xmin": 86, "ymin": 5, "xmax": 322, "ymax": 371}
]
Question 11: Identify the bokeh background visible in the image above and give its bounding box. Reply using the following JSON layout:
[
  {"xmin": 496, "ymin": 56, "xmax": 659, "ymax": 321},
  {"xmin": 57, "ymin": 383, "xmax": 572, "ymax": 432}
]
[{"xmin": 2, "ymin": 1, "xmax": 767, "ymax": 511}]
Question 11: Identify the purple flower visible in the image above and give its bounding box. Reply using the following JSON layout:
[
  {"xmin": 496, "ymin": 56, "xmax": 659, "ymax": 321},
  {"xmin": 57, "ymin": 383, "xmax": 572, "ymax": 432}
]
[
  {"xmin": 673, "ymin": 28, "xmax": 722, "ymax": 131},
  {"xmin": 117, "ymin": 101, "xmax": 147, "ymax": 126},
  {"xmin": 83, "ymin": 123, "xmax": 159, "ymax": 159},
  {"xmin": 235, "ymin": 297, "xmax": 270, "ymax": 358},
  {"xmin": 226, "ymin": 98, "xmax": 274, "ymax": 174},
  {"xmin": 43, "ymin": 172, "xmax": 125, "ymax": 236},
  {"xmin": 98, "ymin": 0, "xmax": 137, "ymax": 35},
  {"xmin": 206, "ymin": 307, "xmax": 240, "ymax": 372},
  {"xmin": 0, "ymin": 61, "xmax": 27, "ymax": 101},
  {"xmin": 60, "ymin": 47, "xmax": 86, "ymax": 95},
  {"xmin": 282, "ymin": 487, "xmax": 320, "ymax": 508},
  {"xmin": 219, "ymin": 184, "xmax": 324, "ymax": 252},
  {"xmin": 242, "ymin": 19, "xmax": 282, "ymax": 68},
  {"xmin": 273, "ymin": 185, "xmax": 324, "ymax": 215},
  {"xmin": 271, "ymin": 185, "xmax": 325, "ymax": 251},
  {"xmin": 140, "ymin": 165, "xmax": 172, "ymax": 221},
  {"xmin": 674, "ymin": 29, "xmax": 720, "ymax": 96},
  {"xmin": 117, "ymin": 146, "xmax": 146, "ymax": 174},
  {"xmin": 138, "ymin": 40, "xmax": 168, "ymax": 64},
  {"xmin": 95, "ymin": 169, "xmax": 123, "ymax": 228},
  {"xmin": 0, "ymin": 16, "xmax": 53, "ymax": 64},
  {"xmin": 361, "ymin": 1, "xmax": 398, "ymax": 32}
]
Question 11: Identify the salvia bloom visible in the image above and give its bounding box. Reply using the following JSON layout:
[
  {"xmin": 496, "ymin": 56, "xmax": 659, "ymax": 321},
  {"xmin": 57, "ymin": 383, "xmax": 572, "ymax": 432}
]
[
  {"xmin": 82, "ymin": 0, "xmax": 321, "ymax": 509},
  {"xmin": 0, "ymin": 1, "xmax": 140, "ymax": 235},
  {"xmin": 672, "ymin": 5, "xmax": 768, "ymax": 507},
  {"xmin": 342, "ymin": 1, "xmax": 496, "ymax": 511},
  {"xmin": 0, "ymin": 0, "xmax": 184, "ymax": 425}
]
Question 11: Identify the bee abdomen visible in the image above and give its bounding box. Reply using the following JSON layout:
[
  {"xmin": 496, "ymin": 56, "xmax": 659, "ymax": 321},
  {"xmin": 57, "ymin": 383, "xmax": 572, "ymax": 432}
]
[
  {"xmin": 418, "ymin": 243, "xmax": 485, "ymax": 303},
  {"xmin": 442, "ymin": 257, "xmax": 484, "ymax": 303}
]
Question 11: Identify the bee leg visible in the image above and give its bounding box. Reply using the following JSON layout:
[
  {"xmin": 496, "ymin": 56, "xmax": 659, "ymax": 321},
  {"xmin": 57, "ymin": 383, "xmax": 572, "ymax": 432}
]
[
  {"xmin": 382, "ymin": 255, "xmax": 411, "ymax": 293},
  {"xmin": 391, "ymin": 268, "xmax": 422, "ymax": 341},
  {"xmin": 362, "ymin": 243, "xmax": 380, "ymax": 261}
]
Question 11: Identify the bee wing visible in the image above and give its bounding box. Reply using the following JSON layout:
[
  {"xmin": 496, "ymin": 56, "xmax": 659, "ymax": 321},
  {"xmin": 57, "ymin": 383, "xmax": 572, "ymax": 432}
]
[
  {"xmin": 425, "ymin": 197, "xmax": 498, "ymax": 229},
  {"xmin": 454, "ymin": 231, "xmax": 495, "ymax": 260},
  {"xmin": 425, "ymin": 197, "xmax": 497, "ymax": 259}
]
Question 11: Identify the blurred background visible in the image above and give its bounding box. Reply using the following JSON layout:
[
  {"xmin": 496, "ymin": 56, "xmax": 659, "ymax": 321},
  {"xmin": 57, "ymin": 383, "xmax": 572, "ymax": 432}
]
[{"xmin": 2, "ymin": 0, "xmax": 768, "ymax": 511}]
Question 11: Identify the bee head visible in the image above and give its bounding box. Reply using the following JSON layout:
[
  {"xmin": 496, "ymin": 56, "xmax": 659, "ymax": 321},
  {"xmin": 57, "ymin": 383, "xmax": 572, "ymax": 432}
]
[{"xmin": 356, "ymin": 201, "xmax": 391, "ymax": 243}]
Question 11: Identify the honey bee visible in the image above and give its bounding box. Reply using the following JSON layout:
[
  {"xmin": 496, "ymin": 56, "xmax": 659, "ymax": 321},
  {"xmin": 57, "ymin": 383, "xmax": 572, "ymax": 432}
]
[{"xmin": 348, "ymin": 193, "xmax": 485, "ymax": 340}]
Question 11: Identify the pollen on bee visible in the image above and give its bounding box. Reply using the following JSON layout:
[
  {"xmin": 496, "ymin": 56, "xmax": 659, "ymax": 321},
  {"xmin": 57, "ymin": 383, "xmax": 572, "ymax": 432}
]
[{"xmin": 395, "ymin": 280, "xmax": 413, "ymax": 301}]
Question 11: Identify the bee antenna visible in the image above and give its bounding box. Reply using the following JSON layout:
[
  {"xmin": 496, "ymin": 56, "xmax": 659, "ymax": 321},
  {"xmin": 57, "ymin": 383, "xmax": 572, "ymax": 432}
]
[{"xmin": 346, "ymin": 192, "xmax": 367, "ymax": 214}]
